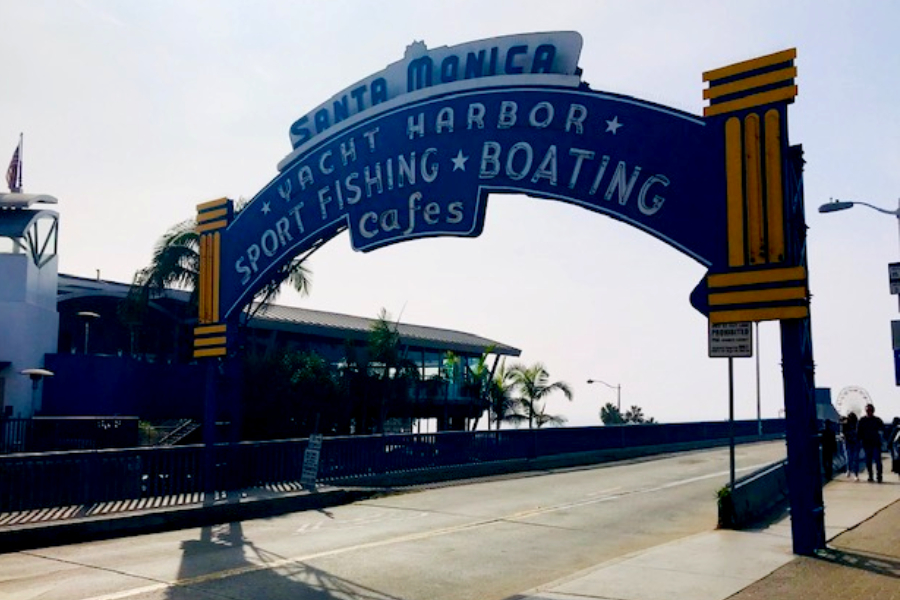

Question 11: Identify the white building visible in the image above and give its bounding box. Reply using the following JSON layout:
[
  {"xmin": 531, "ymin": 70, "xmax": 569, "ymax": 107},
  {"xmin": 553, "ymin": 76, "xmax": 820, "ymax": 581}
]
[{"xmin": 0, "ymin": 193, "xmax": 59, "ymax": 418}]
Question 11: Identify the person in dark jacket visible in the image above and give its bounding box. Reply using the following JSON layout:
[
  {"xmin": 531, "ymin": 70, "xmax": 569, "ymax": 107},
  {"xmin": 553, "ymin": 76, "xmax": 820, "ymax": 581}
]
[
  {"xmin": 820, "ymin": 420, "xmax": 837, "ymax": 480},
  {"xmin": 858, "ymin": 403, "xmax": 885, "ymax": 483},
  {"xmin": 842, "ymin": 412, "xmax": 861, "ymax": 481},
  {"xmin": 889, "ymin": 417, "xmax": 900, "ymax": 480}
]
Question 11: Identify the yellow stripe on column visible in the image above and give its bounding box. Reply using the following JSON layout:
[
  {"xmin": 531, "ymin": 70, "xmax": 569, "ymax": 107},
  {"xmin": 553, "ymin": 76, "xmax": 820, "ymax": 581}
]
[
  {"xmin": 710, "ymin": 305, "xmax": 808, "ymax": 324},
  {"xmin": 197, "ymin": 208, "xmax": 229, "ymax": 224},
  {"xmin": 201, "ymin": 234, "xmax": 212, "ymax": 323},
  {"xmin": 764, "ymin": 109, "xmax": 786, "ymax": 263},
  {"xmin": 195, "ymin": 324, "xmax": 227, "ymax": 335},
  {"xmin": 196, "ymin": 220, "xmax": 228, "ymax": 234},
  {"xmin": 196, "ymin": 197, "xmax": 229, "ymax": 212},
  {"xmin": 195, "ymin": 347, "xmax": 227, "ymax": 358},
  {"xmin": 212, "ymin": 232, "xmax": 221, "ymax": 323},
  {"xmin": 703, "ymin": 66, "xmax": 797, "ymax": 100},
  {"xmin": 194, "ymin": 336, "xmax": 228, "ymax": 347},
  {"xmin": 703, "ymin": 86, "xmax": 798, "ymax": 117},
  {"xmin": 198, "ymin": 235, "xmax": 206, "ymax": 323},
  {"xmin": 709, "ymin": 286, "xmax": 807, "ymax": 306},
  {"xmin": 708, "ymin": 266, "xmax": 806, "ymax": 288},
  {"xmin": 744, "ymin": 114, "xmax": 764, "ymax": 265},
  {"xmin": 725, "ymin": 117, "xmax": 745, "ymax": 267},
  {"xmin": 703, "ymin": 48, "xmax": 797, "ymax": 82}
]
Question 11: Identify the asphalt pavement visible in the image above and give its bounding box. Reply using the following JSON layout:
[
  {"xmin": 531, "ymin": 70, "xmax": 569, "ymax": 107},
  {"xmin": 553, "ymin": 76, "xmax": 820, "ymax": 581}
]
[{"xmin": 3, "ymin": 462, "xmax": 900, "ymax": 599}]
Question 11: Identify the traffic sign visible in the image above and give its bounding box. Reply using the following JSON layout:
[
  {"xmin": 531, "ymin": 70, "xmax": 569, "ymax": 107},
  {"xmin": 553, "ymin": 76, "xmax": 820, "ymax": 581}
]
[
  {"xmin": 890, "ymin": 263, "xmax": 900, "ymax": 295},
  {"xmin": 300, "ymin": 434, "xmax": 324, "ymax": 490},
  {"xmin": 709, "ymin": 322, "xmax": 753, "ymax": 358},
  {"xmin": 894, "ymin": 349, "xmax": 900, "ymax": 387}
]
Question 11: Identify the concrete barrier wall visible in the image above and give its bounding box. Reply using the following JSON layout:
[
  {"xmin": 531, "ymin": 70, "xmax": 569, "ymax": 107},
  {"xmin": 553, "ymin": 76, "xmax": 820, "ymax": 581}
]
[{"xmin": 332, "ymin": 435, "xmax": 782, "ymax": 488}]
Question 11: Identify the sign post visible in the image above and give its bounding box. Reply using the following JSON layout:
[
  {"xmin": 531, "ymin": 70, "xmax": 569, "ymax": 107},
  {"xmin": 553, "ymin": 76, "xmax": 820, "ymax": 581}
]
[
  {"xmin": 301, "ymin": 433, "xmax": 324, "ymax": 491},
  {"xmin": 709, "ymin": 322, "xmax": 752, "ymax": 497}
]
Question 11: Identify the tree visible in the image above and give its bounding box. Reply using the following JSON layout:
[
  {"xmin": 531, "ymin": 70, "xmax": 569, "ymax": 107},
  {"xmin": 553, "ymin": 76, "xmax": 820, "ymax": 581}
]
[
  {"xmin": 600, "ymin": 402, "xmax": 655, "ymax": 425},
  {"xmin": 600, "ymin": 402, "xmax": 625, "ymax": 425},
  {"xmin": 242, "ymin": 349, "xmax": 347, "ymax": 439},
  {"xmin": 533, "ymin": 405, "xmax": 568, "ymax": 428},
  {"xmin": 487, "ymin": 360, "xmax": 527, "ymax": 430},
  {"xmin": 368, "ymin": 308, "xmax": 402, "ymax": 379},
  {"xmin": 624, "ymin": 405, "xmax": 646, "ymax": 424},
  {"xmin": 465, "ymin": 346, "xmax": 494, "ymax": 431},
  {"xmin": 505, "ymin": 362, "xmax": 573, "ymax": 429},
  {"xmin": 125, "ymin": 214, "xmax": 314, "ymax": 327},
  {"xmin": 364, "ymin": 308, "xmax": 420, "ymax": 433}
]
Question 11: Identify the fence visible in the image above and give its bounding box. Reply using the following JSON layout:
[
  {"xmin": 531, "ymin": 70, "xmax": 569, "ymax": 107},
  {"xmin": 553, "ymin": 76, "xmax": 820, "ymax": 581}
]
[
  {"xmin": 0, "ymin": 417, "xmax": 139, "ymax": 453},
  {"xmin": 0, "ymin": 419, "xmax": 785, "ymax": 513}
]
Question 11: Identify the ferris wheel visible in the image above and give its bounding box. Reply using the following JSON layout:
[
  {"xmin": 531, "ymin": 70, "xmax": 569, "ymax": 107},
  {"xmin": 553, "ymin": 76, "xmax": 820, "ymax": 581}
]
[{"xmin": 835, "ymin": 386, "xmax": 872, "ymax": 417}]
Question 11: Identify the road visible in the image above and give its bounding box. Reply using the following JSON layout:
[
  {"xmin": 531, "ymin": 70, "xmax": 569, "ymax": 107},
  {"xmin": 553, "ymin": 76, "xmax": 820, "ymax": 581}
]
[{"xmin": 1, "ymin": 441, "xmax": 787, "ymax": 600}]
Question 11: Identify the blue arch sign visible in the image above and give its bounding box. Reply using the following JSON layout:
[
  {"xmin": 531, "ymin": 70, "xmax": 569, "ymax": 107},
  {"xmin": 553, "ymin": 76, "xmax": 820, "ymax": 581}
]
[
  {"xmin": 192, "ymin": 31, "xmax": 825, "ymax": 556},
  {"xmin": 194, "ymin": 31, "xmax": 806, "ymax": 333},
  {"xmin": 226, "ymin": 84, "xmax": 722, "ymax": 314}
]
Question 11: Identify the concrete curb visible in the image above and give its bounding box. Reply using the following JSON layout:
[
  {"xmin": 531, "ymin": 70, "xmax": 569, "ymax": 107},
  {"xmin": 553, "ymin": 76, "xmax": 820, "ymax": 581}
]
[{"xmin": 0, "ymin": 488, "xmax": 379, "ymax": 553}]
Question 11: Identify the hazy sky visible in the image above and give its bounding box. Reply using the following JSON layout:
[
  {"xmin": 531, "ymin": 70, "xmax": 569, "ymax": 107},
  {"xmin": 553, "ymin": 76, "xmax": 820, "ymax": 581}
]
[{"xmin": 3, "ymin": 1, "xmax": 899, "ymax": 426}]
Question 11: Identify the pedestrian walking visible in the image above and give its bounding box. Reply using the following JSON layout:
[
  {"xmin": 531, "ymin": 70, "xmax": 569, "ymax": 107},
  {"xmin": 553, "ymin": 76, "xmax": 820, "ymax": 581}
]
[
  {"xmin": 820, "ymin": 419, "xmax": 837, "ymax": 480},
  {"xmin": 842, "ymin": 412, "xmax": 861, "ymax": 481},
  {"xmin": 889, "ymin": 417, "xmax": 900, "ymax": 480},
  {"xmin": 858, "ymin": 403, "xmax": 885, "ymax": 483}
]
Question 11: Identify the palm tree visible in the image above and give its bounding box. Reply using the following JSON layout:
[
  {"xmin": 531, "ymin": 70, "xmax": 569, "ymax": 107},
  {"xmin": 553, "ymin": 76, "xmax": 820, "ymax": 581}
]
[
  {"xmin": 487, "ymin": 360, "xmax": 526, "ymax": 430},
  {"xmin": 126, "ymin": 215, "xmax": 314, "ymax": 323},
  {"xmin": 366, "ymin": 308, "xmax": 420, "ymax": 433},
  {"xmin": 368, "ymin": 308, "xmax": 402, "ymax": 379},
  {"xmin": 533, "ymin": 406, "xmax": 568, "ymax": 428},
  {"xmin": 124, "ymin": 219, "xmax": 201, "ymax": 313},
  {"xmin": 505, "ymin": 362, "xmax": 573, "ymax": 429}
]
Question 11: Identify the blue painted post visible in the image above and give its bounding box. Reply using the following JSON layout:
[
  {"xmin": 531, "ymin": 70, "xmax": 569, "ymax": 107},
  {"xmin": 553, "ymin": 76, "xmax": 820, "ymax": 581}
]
[
  {"xmin": 777, "ymin": 142, "xmax": 826, "ymax": 555},
  {"xmin": 203, "ymin": 358, "xmax": 217, "ymax": 495},
  {"xmin": 781, "ymin": 317, "xmax": 825, "ymax": 554}
]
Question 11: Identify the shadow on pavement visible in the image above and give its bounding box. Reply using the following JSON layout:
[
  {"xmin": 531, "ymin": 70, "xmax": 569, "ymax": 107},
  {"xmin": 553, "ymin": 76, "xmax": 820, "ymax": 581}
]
[
  {"xmin": 816, "ymin": 548, "xmax": 900, "ymax": 580},
  {"xmin": 166, "ymin": 517, "xmax": 406, "ymax": 600}
]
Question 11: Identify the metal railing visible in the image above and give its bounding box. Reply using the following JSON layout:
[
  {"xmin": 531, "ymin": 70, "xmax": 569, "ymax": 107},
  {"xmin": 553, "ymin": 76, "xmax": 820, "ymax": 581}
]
[
  {"xmin": 1, "ymin": 417, "xmax": 140, "ymax": 454},
  {"xmin": 0, "ymin": 419, "xmax": 785, "ymax": 513},
  {"xmin": 0, "ymin": 419, "xmax": 30, "ymax": 454}
]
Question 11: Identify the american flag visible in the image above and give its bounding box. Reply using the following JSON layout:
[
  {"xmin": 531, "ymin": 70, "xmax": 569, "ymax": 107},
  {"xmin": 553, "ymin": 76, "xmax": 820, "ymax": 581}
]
[{"xmin": 6, "ymin": 140, "xmax": 21, "ymax": 193}]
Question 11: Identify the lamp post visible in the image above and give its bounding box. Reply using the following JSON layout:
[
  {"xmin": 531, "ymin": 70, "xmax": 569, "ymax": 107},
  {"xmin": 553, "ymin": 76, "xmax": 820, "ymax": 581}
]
[
  {"xmin": 76, "ymin": 311, "xmax": 100, "ymax": 354},
  {"xmin": 586, "ymin": 378, "xmax": 621, "ymax": 411}
]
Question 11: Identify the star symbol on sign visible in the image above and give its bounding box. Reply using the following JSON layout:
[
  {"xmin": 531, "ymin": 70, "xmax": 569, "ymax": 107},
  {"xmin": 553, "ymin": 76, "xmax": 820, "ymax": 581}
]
[
  {"xmin": 261, "ymin": 201, "xmax": 271, "ymax": 215},
  {"xmin": 451, "ymin": 150, "xmax": 469, "ymax": 172},
  {"xmin": 605, "ymin": 116, "xmax": 624, "ymax": 135}
]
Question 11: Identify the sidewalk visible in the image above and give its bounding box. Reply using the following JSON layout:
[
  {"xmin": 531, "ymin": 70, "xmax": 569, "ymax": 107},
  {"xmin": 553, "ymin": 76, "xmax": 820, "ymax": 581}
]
[{"xmin": 513, "ymin": 476, "xmax": 900, "ymax": 600}]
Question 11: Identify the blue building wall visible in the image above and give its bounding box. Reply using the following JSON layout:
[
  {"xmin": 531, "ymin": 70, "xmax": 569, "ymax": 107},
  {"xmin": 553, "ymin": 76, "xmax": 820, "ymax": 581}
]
[{"xmin": 41, "ymin": 354, "xmax": 205, "ymax": 420}]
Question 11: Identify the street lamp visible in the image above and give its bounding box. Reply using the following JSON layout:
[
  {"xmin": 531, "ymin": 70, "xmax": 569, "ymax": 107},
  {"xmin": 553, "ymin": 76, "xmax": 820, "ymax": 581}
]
[
  {"xmin": 77, "ymin": 311, "xmax": 100, "ymax": 354},
  {"xmin": 20, "ymin": 368, "xmax": 54, "ymax": 415},
  {"xmin": 820, "ymin": 197, "xmax": 900, "ymax": 312},
  {"xmin": 819, "ymin": 197, "xmax": 900, "ymax": 252},
  {"xmin": 586, "ymin": 378, "xmax": 621, "ymax": 411}
]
